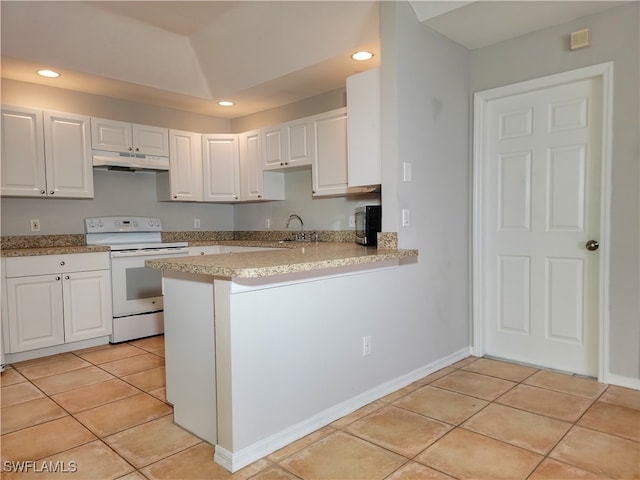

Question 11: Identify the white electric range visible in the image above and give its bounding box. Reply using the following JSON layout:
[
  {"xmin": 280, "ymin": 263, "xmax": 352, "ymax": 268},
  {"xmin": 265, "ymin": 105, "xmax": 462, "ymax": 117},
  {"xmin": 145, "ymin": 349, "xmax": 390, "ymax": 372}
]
[{"xmin": 85, "ymin": 216, "xmax": 188, "ymax": 343}]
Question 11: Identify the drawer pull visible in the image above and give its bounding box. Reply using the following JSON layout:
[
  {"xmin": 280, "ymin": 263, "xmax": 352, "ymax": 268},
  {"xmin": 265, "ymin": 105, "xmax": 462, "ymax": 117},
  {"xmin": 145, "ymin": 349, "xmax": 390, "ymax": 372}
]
[
  {"xmin": 60, "ymin": 261, "xmax": 66, "ymax": 266},
  {"xmin": 56, "ymin": 276, "xmax": 61, "ymax": 281}
]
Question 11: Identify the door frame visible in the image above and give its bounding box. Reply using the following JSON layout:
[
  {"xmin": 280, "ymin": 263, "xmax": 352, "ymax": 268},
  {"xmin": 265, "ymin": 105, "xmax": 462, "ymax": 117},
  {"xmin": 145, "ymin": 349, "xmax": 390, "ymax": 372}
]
[{"xmin": 471, "ymin": 62, "xmax": 614, "ymax": 382}]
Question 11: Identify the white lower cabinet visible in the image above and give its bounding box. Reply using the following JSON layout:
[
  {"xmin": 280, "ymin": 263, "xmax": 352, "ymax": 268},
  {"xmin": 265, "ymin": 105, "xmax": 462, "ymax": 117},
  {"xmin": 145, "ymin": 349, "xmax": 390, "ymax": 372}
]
[{"xmin": 3, "ymin": 253, "xmax": 112, "ymax": 353}]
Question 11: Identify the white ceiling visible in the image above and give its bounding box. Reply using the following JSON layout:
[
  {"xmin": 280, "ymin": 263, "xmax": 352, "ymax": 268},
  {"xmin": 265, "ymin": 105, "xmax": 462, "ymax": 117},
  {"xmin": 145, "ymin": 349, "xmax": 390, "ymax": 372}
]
[{"xmin": 0, "ymin": 1, "xmax": 628, "ymax": 119}]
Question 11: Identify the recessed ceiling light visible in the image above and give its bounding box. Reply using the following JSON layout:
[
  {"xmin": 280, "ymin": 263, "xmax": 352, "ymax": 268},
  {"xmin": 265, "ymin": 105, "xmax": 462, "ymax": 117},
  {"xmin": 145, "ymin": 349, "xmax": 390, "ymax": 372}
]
[
  {"xmin": 37, "ymin": 69, "xmax": 60, "ymax": 78},
  {"xmin": 351, "ymin": 51, "xmax": 373, "ymax": 61},
  {"xmin": 218, "ymin": 101, "xmax": 234, "ymax": 107}
]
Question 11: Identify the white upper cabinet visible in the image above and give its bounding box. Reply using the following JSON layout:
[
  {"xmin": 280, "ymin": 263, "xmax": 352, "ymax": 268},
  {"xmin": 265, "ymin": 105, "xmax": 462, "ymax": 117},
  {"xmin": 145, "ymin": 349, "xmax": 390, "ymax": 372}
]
[
  {"xmin": 91, "ymin": 118, "xmax": 169, "ymax": 156},
  {"xmin": 1, "ymin": 106, "xmax": 46, "ymax": 197},
  {"xmin": 262, "ymin": 118, "xmax": 314, "ymax": 171},
  {"xmin": 158, "ymin": 130, "xmax": 203, "ymax": 202},
  {"xmin": 240, "ymin": 130, "xmax": 284, "ymax": 201},
  {"xmin": 311, "ymin": 108, "xmax": 349, "ymax": 197},
  {"xmin": 262, "ymin": 125, "xmax": 285, "ymax": 170},
  {"xmin": 239, "ymin": 130, "xmax": 263, "ymax": 201},
  {"xmin": 347, "ymin": 68, "xmax": 381, "ymax": 187},
  {"xmin": 1, "ymin": 105, "xmax": 93, "ymax": 198},
  {"xmin": 44, "ymin": 111, "xmax": 94, "ymax": 198},
  {"xmin": 202, "ymin": 134, "xmax": 241, "ymax": 202}
]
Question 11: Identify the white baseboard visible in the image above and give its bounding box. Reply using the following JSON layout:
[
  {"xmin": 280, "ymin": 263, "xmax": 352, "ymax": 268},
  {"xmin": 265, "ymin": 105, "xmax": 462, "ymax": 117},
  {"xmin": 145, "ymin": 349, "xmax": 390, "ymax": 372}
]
[
  {"xmin": 4, "ymin": 336, "xmax": 110, "ymax": 365},
  {"xmin": 603, "ymin": 372, "xmax": 640, "ymax": 390},
  {"xmin": 214, "ymin": 346, "xmax": 472, "ymax": 472}
]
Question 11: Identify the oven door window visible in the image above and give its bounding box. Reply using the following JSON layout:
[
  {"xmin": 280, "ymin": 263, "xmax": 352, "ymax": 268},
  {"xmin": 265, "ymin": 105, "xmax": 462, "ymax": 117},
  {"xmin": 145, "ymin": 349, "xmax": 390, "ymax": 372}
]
[{"xmin": 126, "ymin": 266, "xmax": 162, "ymax": 300}]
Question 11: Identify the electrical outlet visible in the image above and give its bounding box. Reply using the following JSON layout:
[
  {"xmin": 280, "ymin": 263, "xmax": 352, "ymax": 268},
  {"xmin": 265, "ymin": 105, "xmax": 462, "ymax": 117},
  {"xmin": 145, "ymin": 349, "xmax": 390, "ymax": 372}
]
[
  {"xmin": 362, "ymin": 336, "xmax": 372, "ymax": 356},
  {"xmin": 349, "ymin": 215, "xmax": 355, "ymax": 227},
  {"xmin": 194, "ymin": 218, "xmax": 201, "ymax": 229},
  {"xmin": 30, "ymin": 219, "xmax": 40, "ymax": 232}
]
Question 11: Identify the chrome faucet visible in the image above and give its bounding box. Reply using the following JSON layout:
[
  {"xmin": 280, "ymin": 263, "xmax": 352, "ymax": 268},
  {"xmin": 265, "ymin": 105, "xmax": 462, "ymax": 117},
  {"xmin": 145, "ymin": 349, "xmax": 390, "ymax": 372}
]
[{"xmin": 286, "ymin": 214, "xmax": 304, "ymax": 239}]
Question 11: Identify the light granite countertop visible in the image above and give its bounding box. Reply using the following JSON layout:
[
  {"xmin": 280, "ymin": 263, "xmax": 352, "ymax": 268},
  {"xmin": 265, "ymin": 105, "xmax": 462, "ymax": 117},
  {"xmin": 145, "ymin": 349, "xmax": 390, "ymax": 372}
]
[
  {"xmin": 1, "ymin": 245, "xmax": 111, "ymax": 257},
  {"xmin": 146, "ymin": 242, "xmax": 418, "ymax": 278}
]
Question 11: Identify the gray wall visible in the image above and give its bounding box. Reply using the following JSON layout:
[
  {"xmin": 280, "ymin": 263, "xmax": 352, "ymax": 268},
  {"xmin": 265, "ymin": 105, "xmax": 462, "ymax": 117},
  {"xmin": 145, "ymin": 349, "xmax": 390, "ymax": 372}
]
[
  {"xmin": 379, "ymin": 1, "xmax": 472, "ymax": 363},
  {"xmin": 470, "ymin": 2, "xmax": 639, "ymax": 383}
]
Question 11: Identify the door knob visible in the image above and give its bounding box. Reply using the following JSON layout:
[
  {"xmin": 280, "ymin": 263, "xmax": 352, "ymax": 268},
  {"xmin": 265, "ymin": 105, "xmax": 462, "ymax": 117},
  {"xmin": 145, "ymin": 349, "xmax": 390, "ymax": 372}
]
[{"xmin": 586, "ymin": 240, "xmax": 599, "ymax": 251}]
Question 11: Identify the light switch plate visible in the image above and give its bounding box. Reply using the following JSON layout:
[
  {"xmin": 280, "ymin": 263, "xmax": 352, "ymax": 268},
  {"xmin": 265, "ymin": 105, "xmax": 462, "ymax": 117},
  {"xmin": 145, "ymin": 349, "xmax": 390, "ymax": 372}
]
[
  {"xmin": 403, "ymin": 162, "xmax": 412, "ymax": 182},
  {"xmin": 402, "ymin": 209, "xmax": 410, "ymax": 227}
]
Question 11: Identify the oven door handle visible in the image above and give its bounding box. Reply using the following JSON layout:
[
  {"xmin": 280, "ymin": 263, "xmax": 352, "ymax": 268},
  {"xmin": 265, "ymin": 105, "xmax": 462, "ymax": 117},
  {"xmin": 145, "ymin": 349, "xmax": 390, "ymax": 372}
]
[{"xmin": 111, "ymin": 248, "xmax": 189, "ymax": 258}]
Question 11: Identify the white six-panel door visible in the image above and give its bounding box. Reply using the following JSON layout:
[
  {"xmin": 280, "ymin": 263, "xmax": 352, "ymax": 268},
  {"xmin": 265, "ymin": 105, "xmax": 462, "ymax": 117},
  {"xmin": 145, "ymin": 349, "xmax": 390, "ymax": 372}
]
[{"xmin": 479, "ymin": 75, "xmax": 604, "ymax": 376}]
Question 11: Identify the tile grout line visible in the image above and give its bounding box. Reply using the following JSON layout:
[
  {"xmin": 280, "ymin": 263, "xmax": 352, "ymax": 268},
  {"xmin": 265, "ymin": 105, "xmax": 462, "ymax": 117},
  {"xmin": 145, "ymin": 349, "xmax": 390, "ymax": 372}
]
[
  {"xmin": 3, "ymin": 352, "xmax": 636, "ymax": 480},
  {"xmin": 1, "ymin": 339, "xmax": 177, "ymax": 480},
  {"xmin": 71, "ymin": 340, "xmax": 181, "ymax": 480}
]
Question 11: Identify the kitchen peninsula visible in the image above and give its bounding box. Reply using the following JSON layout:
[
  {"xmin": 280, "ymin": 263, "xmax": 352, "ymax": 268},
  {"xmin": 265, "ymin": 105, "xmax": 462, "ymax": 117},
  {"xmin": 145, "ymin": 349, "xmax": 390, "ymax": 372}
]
[{"xmin": 147, "ymin": 242, "xmax": 418, "ymax": 472}]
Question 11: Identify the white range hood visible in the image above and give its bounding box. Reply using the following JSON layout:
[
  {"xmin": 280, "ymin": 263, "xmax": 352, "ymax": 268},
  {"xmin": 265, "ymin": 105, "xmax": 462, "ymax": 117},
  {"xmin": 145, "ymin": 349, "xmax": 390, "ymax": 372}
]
[{"xmin": 92, "ymin": 150, "xmax": 169, "ymax": 171}]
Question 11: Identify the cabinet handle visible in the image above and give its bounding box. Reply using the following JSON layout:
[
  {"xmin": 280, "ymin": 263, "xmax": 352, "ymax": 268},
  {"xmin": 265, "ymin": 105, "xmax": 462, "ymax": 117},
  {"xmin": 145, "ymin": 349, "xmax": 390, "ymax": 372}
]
[
  {"xmin": 65, "ymin": 275, "xmax": 70, "ymax": 280},
  {"xmin": 280, "ymin": 162, "xmax": 284, "ymax": 166},
  {"xmin": 50, "ymin": 191, "xmax": 55, "ymax": 195},
  {"xmin": 128, "ymin": 147, "xmax": 133, "ymax": 151},
  {"xmin": 284, "ymin": 162, "xmax": 289, "ymax": 166},
  {"xmin": 200, "ymin": 252, "xmax": 205, "ymax": 255},
  {"xmin": 173, "ymin": 195, "xmax": 178, "ymax": 199},
  {"xmin": 40, "ymin": 190, "xmax": 46, "ymax": 195},
  {"xmin": 60, "ymin": 261, "xmax": 66, "ymax": 266},
  {"xmin": 135, "ymin": 147, "xmax": 140, "ymax": 152},
  {"xmin": 258, "ymin": 195, "xmax": 262, "ymax": 198},
  {"xmin": 56, "ymin": 276, "xmax": 61, "ymax": 281}
]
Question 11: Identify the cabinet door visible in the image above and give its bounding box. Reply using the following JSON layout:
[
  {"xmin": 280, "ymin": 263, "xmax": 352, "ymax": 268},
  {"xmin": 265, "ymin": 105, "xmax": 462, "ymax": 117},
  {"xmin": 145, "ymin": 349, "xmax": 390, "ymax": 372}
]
[
  {"xmin": 312, "ymin": 108, "xmax": 349, "ymax": 196},
  {"xmin": 239, "ymin": 130, "xmax": 264, "ymax": 201},
  {"xmin": 1, "ymin": 106, "xmax": 47, "ymax": 197},
  {"xmin": 6, "ymin": 275, "xmax": 64, "ymax": 352},
  {"xmin": 133, "ymin": 124, "xmax": 169, "ymax": 156},
  {"xmin": 44, "ymin": 111, "xmax": 94, "ymax": 198},
  {"xmin": 63, "ymin": 270, "xmax": 112, "ymax": 343},
  {"xmin": 286, "ymin": 118, "xmax": 314, "ymax": 168},
  {"xmin": 262, "ymin": 125, "xmax": 287, "ymax": 170},
  {"xmin": 202, "ymin": 134, "xmax": 240, "ymax": 202},
  {"xmin": 347, "ymin": 68, "xmax": 381, "ymax": 186},
  {"xmin": 262, "ymin": 119, "xmax": 313, "ymax": 171},
  {"xmin": 166, "ymin": 130, "xmax": 202, "ymax": 201},
  {"xmin": 91, "ymin": 118, "xmax": 132, "ymax": 153}
]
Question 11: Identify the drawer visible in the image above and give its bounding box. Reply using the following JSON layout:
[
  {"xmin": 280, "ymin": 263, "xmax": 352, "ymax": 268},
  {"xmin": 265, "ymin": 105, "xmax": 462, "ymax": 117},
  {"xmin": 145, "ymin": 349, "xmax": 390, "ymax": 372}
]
[{"xmin": 5, "ymin": 252, "xmax": 110, "ymax": 277}]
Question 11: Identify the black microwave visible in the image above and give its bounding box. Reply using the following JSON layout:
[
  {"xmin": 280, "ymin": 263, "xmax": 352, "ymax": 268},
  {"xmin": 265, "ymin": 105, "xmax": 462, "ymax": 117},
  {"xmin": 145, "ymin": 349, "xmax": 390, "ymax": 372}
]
[{"xmin": 355, "ymin": 205, "xmax": 382, "ymax": 247}]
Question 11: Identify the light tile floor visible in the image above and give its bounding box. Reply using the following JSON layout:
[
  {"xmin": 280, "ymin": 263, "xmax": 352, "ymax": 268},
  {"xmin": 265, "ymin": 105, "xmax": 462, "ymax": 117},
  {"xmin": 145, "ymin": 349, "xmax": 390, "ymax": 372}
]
[{"xmin": 1, "ymin": 336, "xmax": 639, "ymax": 479}]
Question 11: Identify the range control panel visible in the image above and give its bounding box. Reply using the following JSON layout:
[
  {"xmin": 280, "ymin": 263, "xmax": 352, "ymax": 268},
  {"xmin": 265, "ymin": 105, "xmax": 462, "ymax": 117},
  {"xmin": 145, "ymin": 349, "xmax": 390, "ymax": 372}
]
[{"xmin": 84, "ymin": 216, "xmax": 162, "ymax": 234}]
